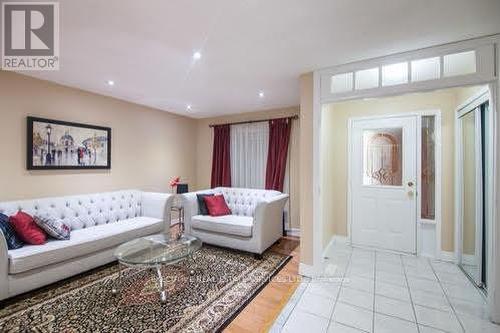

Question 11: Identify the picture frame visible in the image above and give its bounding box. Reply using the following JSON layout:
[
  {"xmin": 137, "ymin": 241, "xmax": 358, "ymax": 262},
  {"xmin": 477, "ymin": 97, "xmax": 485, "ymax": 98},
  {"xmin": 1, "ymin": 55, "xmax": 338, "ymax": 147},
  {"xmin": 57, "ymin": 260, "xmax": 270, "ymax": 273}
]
[{"xmin": 27, "ymin": 116, "xmax": 111, "ymax": 170}]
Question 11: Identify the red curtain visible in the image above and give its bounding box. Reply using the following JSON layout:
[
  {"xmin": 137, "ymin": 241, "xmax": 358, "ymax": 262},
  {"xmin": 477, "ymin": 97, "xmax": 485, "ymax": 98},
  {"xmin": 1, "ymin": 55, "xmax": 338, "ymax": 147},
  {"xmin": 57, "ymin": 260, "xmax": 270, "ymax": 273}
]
[
  {"xmin": 265, "ymin": 118, "xmax": 292, "ymax": 191},
  {"xmin": 211, "ymin": 124, "xmax": 231, "ymax": 188}
]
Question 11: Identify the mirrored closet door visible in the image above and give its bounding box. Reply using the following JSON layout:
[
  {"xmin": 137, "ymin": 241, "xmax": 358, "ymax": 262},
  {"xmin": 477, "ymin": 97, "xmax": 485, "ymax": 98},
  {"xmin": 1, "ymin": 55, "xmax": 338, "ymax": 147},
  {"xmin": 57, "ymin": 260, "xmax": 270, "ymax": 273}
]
[{"xmin": 457, "ymin": 94, "xmax": 490, "ymax": 290}]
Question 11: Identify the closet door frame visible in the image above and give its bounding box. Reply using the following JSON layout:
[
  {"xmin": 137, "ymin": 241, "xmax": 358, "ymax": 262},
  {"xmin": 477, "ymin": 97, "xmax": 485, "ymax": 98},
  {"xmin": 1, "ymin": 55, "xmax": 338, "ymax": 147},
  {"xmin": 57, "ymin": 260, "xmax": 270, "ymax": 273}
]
[{"xmin": 455, "ymin": 88, "xmax": 490, "ymax": 288}]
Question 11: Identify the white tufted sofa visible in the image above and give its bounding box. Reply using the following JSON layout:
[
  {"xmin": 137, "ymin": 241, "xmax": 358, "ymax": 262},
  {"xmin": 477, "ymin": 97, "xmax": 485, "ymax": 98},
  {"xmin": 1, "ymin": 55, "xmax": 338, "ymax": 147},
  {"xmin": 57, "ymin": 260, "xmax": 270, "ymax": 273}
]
[
  {"xmin": 0, "ymin": 190, "xmax": 173, "ymax": 300},
  {"xmin": 182, "ymin": 187, "xmax": 288, "ymax": 255}
]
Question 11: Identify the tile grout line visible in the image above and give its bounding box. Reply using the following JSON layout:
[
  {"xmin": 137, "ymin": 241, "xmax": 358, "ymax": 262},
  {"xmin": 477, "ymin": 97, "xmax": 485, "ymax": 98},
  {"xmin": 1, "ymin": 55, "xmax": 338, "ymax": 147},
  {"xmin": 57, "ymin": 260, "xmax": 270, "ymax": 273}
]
[
  {"xmin": 325, "ymin": 247, "xmax": 354, "ymax": 332},
  {"xmin": 400, "ymin": 255, "xmax": 421, "ymax": 333},
  {"xmin": 372, "ymin": 251, "xmax": 377, "ymax": 333},
  {"xmin": 428, "ymin": 261, "xmax": 466, "ymax": 333}
]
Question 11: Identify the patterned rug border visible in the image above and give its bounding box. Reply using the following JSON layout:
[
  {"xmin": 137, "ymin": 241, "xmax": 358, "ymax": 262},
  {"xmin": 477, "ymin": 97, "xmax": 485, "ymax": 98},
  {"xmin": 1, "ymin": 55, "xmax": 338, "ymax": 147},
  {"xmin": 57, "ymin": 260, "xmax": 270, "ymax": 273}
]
[
  {"xmin": 0, "ymin": 262, "xmax": 118, "ymax": 317},
  {"xmin": 0, "ymin": 246, "xmax": 293, "ymax": 332},
  {"xmin": 215, "ymin": 253, "xmax": 292, "ymax": 332}
]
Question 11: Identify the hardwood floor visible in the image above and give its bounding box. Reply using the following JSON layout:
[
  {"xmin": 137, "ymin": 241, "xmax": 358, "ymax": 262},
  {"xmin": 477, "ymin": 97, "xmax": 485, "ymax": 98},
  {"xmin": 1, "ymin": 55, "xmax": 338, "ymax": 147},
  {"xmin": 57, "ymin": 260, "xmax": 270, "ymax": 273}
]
[{"xmin": 223, "ymin": 236, "xmax": 301, "ymax": 333}]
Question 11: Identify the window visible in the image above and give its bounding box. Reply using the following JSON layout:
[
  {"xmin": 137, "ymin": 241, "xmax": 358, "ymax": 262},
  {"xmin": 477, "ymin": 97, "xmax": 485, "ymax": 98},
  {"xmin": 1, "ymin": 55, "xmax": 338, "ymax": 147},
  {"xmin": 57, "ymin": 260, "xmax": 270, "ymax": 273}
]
[
  {"xmin": 330, "ymin": 72, "xmax": 353, "ymax": 93},
  {"xmin": 382, "ymin": 62, "xmax": 408, "ymax": 86},
  {"xmin": 411, "ymin": 57, "xmax": 440, "ymax": 82},
  {"xmin": 355, "ymin": 67, "xmax": 379, "ymax": 90},
  {"xmin": 363, "ymin": 128, "xmax": 403, "ymax": 186},
  {"xmin": 230, "ymin": 122, "xmax": 269, "ymax": 189},
  {"xmin": 421, "ymin": 116, "xmax": 436, "ymax": 220},
  {"xmin": 443, "ymin": 51, "xmax": 476, "ymax": 77}
]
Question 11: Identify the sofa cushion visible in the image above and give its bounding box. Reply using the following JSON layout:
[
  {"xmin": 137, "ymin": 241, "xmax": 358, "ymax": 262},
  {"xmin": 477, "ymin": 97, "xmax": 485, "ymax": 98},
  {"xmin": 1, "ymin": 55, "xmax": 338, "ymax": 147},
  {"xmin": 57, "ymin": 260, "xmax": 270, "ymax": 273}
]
[
  {"xmin": 8, "ymin": 216, "xmax": 163, "ymax": 274},
  {"xmin": 196, "ymin": 194, "xmax": 213, "ymax": 215},
  {"xmin": 0, "ymin": 213, "xmax": 24, "ymax": 250},
  {"xmin": 34, "ymin": 215, "xmax": 71, "ymax": 240},
  {"xmin": 204, "ymin": 195, "xmax": 232, "ymax": 217},
  {"xmin": 191, "ymin": 215, "xmax": 253, "ymax": 237},
  {"xmin": 9, "ymin": 211, "xmax": 47, "ymax": 245}
]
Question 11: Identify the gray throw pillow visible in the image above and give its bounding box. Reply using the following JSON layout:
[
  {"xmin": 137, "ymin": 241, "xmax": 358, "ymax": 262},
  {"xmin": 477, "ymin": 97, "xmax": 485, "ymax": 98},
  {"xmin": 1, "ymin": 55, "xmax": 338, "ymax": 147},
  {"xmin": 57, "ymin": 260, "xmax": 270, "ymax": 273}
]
[
  {"xmin": 34, "ymin": 215, "xmax": 71, "ymax": 240},
  {"xmin": 197, "ymin": 194, "xmax": 214, "ymax": 215}
]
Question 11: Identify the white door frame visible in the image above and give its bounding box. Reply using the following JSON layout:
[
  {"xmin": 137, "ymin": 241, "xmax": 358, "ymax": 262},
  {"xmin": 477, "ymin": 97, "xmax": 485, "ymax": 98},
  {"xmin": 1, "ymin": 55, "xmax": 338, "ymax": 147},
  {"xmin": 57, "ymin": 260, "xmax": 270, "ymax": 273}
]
[
  {"xmin": 310, "ymin": 34, "xmax": 500, "ymax": 322},
  {"xmin": 455, "ymin": 87, "xmax": 491, "ymax": 287},
  {"xmin": 347, "ymin": 110, "xmax": 442, "ymax": 256}
]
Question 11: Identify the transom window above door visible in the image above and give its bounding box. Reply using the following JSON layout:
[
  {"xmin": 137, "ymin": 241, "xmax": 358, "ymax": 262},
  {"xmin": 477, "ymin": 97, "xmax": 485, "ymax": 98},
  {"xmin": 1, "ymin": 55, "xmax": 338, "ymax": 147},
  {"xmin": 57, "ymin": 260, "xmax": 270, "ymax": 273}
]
[{"xmin": 319, "ymin": 41, "xmax": 495, "ymax": 103}]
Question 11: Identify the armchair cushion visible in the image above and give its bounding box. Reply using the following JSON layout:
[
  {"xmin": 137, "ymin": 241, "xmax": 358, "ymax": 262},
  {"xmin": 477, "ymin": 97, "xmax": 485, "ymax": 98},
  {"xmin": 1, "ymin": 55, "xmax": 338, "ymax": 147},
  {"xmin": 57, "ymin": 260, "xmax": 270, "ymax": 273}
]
[
  {"xmin": 192, "ymin": 215, "xmax": 253, "ymax": 237},
  {"xmin": 0, "ymin": 213, "xmax": 24, "ymax": 250},
  {"xmin": 204, "ymin": 195, "xmax": 232, "ymax": 217},
  {"xmin": 196, "ymin": 193, "xmax": 214, "ymax": 215}
]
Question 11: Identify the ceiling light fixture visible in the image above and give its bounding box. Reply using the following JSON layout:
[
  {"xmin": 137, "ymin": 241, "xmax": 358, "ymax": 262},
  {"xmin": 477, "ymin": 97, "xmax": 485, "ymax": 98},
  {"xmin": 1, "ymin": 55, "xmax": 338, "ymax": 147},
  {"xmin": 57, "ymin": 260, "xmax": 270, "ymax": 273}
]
[
  {"xmin": 186, "ymin": 105, "xmax": 192, "ymax": 111},
  {"xmin": 192, "ymin": 51, "xmax": 202, "ymax": 60},
  {"xmin": 106, "ymin": 80, "xmax": 115, "ymax": 86},
  {"xmin": 258, "ymin": 91, "xmax": 264, "ymax": 98}
]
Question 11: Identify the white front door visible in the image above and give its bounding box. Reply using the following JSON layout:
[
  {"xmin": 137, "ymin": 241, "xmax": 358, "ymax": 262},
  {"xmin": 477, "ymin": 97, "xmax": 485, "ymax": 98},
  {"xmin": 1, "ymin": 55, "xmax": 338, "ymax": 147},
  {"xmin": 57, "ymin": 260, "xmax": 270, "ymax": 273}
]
[{"xmin": 350, "ymin": 116, "xmax": 417, "ymax": 253}]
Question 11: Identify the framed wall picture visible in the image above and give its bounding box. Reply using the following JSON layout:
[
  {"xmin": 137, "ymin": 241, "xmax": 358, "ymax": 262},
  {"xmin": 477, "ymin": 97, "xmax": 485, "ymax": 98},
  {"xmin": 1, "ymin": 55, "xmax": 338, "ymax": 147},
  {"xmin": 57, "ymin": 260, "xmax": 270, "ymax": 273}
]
[{"xmin": 27, "ymin": 117, "xmax": 111, "ymax": 170}]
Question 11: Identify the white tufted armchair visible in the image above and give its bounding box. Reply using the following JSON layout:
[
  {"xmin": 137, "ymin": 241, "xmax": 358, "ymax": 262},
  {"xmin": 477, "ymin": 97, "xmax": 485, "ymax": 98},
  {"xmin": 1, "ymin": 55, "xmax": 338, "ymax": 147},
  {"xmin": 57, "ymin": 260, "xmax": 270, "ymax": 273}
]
[{"xmin": 182, "ymin": 187, "xmax": 288, "ymax": 256}]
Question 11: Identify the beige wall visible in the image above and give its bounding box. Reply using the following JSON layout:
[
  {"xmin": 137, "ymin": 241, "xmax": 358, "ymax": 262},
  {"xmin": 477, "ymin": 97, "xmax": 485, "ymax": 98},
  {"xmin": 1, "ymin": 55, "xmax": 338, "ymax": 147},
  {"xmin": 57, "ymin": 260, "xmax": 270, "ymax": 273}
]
[
  {"xmin": 0, "ymin": 71, "xmax": 197, "ymax": 201},
  {"xmin": 299, "ymin": 73, "xmax": 314, "ymax": 265},
  {"xmin": 321, "ymin": 86, "xmax": 486, "ymax": 252},
  {"xmin": 195, "ymin": 106, "xmax": 300, "ymax": 230}
]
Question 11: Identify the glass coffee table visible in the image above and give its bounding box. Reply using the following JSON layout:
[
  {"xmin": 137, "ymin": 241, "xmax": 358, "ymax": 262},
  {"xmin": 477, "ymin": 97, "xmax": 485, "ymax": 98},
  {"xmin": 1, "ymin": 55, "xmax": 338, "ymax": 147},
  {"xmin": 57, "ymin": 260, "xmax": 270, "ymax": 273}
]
[{"xmin": 112, "ymin": 233, "xmax": 202, "ymax": 303}]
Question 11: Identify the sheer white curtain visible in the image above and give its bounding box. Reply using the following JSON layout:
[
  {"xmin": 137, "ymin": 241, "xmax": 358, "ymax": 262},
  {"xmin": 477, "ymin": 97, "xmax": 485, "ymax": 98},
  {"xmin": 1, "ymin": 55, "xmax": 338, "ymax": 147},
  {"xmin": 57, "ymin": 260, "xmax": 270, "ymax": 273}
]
[{"xmin": 230, "ymin": 122, "xmax": 269, "ymax": 189}]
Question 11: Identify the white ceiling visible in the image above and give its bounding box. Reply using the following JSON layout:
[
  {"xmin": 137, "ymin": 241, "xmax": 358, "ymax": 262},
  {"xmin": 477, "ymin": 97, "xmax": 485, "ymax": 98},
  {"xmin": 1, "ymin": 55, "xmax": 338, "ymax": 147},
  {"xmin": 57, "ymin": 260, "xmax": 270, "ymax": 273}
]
[{"xmin": 20, "ymin": 0, "xmax": 500, "ymax": 118}]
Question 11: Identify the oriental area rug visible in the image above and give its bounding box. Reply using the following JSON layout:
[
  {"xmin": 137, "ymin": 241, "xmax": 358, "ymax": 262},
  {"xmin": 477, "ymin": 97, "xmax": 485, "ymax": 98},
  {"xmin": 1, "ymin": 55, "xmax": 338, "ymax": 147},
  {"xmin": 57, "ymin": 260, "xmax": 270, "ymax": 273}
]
[{"xmin": 0, "ymin": 245, "xmax": 290, "ymax": 332}]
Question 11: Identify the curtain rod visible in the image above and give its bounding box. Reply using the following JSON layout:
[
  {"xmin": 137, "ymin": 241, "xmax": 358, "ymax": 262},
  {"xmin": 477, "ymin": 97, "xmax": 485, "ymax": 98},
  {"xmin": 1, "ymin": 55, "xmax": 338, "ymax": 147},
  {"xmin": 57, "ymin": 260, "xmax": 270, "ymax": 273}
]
[{"xmin": 209, "ymin": 115, "xmax": 299, "ymax": 128}]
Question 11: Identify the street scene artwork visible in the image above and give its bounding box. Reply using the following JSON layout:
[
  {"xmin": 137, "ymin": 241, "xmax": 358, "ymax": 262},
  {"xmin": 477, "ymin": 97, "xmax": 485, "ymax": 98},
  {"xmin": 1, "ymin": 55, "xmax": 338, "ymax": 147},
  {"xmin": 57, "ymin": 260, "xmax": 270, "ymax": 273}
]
[{"xmin": 27, "ymin": 117, "xmax": 111, "ymax": 169}]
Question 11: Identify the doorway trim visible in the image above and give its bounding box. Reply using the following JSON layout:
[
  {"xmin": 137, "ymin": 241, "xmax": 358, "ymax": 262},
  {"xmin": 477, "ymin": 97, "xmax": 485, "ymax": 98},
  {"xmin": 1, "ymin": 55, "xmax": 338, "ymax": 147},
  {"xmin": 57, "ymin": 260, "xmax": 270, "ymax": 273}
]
[
  {"xmin": 310, "ymin": 34, "xmax": 500, "ymax": 321},
  {"xmin": 454, "ymin": 87, "xmax": 491, "ymax": 288},
  {"xmin": 347, "ymin": 110, "xmax": 442, "ymax": 256}
]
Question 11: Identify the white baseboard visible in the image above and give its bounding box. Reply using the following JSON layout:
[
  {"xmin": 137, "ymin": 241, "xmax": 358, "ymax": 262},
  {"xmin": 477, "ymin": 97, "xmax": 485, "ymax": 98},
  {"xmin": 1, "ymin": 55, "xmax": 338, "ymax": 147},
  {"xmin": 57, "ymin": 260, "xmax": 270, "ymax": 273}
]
[
  {"xmin": 462, "ymin": 253, "xmax": 478, "ymax": 265},
  {"xmin": 286, "ymin": 228, "xmax": 300, "ymax": 237},
  {"xmin": 440, "ymin": 251, "xmax": 457, "ymax": 263},
  {"xmin": 322, "ymin": 235, "xmax": 349, "ymax": 260},
  {"xmin": 298, "ymin": 263, "xmax": 324, "ymax": 277},
  {"xmin": 333, "ymin": 235, "xmax": 348, "ymax": 244},
  {"xmin": 301, "ymin": 235, "xmax": 349, "ymax": 278}
]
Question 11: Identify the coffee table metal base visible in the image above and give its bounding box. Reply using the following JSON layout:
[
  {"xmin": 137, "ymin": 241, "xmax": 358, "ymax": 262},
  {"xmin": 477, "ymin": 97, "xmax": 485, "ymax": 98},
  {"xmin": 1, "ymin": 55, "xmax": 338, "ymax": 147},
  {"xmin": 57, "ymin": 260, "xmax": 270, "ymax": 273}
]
[{"xmin": 111, "ymin": 257, "xmax": 197, "ymax": 304}]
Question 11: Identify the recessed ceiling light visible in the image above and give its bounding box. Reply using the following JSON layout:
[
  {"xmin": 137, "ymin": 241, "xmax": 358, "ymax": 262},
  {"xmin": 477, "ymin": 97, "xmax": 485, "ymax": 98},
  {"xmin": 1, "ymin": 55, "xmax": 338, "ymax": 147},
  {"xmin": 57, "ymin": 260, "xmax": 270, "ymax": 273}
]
[
  {"xmin": 192, "ymin": 51, "xmax": 202, "ymax": 60},
  {"xmin": 186, "ymin": 105, "xmax": 192, "ymax": 111},
  {"xmin": 106, "ymin": 80, "xmax": 115, "ymax": 86},
  {"xmin": 258, "ymin": 91, "xmax": 265, "ymax": 98}
]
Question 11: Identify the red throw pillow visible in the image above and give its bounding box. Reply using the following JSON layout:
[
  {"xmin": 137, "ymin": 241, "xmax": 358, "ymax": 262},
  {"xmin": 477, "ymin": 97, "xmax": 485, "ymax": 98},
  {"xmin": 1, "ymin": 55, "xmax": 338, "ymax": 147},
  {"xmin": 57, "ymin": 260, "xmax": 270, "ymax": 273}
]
[
  {"xmin": 203, "ymin": 195, "xmax": 232, "ymax": 217},
  {"xmin": 9, "ymin": 211, "xmax": 47, "ymax": 245}
]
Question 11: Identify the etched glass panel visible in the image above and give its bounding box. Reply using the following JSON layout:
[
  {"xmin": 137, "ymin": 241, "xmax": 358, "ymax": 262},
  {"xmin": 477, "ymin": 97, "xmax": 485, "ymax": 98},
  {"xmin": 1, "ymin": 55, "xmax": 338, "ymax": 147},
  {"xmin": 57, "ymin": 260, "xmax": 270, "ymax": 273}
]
[
  {"xmin": 421, "ymin": 116, "xmax": 436, "ymax": 220},
  {"xmin": 382, "ymin": 62, "xmax": 408, "ymax": 86},
  {"xmin": 443, "ymin": 51, "xmax": 476, "ymax": 77},
  {"xmin": 355, "ymin": 67, "xmax": 379, "ymax": 90},
  {"xmin": 331, "ymin": 72, "xmax": 353, "ymax": 93},
  {"xmin": 363, "ymin": 128, "xmax": 403, "ymax": 186},
  {"xmin": 411, "ymin": 57, "xmax": 441, "ymax": 82}
]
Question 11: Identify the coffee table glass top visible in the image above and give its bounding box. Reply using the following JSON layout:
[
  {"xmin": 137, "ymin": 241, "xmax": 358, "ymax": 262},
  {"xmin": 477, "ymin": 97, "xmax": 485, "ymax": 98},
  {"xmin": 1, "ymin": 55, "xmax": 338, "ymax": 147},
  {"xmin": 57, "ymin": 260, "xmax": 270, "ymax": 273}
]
[{"xmin": 114, "ymin": 234, "xmax": 202, "ymax": 267}]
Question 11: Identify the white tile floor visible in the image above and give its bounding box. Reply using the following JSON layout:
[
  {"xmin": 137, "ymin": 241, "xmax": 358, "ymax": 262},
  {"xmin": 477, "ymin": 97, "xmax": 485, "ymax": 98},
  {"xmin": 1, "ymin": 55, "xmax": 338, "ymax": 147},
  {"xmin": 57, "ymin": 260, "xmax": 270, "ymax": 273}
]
[{"xmin": 271, "ymin": 243, "xmax": 500, "ymax": 333}]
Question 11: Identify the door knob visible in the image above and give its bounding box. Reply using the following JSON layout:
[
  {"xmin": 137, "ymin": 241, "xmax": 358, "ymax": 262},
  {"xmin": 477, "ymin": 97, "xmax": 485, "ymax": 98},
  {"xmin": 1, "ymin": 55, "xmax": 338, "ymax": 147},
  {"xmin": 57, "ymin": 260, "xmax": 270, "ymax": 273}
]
[{"xmin": 407, "ymin": 181, "xmax": 414, "ymax": 187}]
